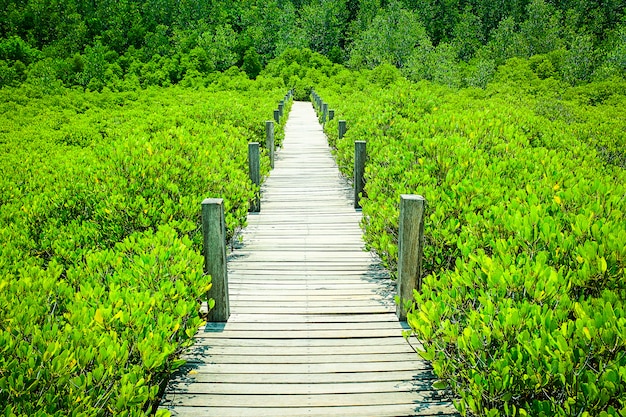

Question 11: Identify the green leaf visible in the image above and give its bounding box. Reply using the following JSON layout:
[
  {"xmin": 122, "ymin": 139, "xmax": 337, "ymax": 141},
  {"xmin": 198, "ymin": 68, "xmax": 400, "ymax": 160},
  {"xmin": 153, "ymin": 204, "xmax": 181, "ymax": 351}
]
[{"xmin": 432, "ymin": 380, "xmax": 448, "ymax": 390}]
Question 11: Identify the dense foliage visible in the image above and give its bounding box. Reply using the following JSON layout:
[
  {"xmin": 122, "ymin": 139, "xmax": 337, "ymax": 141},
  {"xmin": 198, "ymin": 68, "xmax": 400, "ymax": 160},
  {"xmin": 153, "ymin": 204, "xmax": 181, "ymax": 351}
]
[
  {"xmin": 0, "ymin": 0, "xmax": 624, "ymax": 90},
  {"xmin": 2, "ymin": 0, "xmax": 625, "ymax": 415},
  {"xmin": 314, "ymin": 60, "xmax": 626, "ymax": 415},
  {"xmin": 0, "ymin": 74, "xmax": 289, "ymax": 416}
]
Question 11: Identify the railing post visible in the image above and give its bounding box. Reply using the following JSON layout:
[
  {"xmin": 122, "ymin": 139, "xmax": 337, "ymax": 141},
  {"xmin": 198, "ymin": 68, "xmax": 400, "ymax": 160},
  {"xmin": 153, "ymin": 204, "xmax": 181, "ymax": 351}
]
[
  {"xmin": 339, "ymin": 120, "xmax": 347, "ymax": 140},
  {"xmin": 279, "ymin": 100, "xmax": 284, "ymax": 118},
  {"xmin": 329, "ymin": 109, "xmax": 335, "ymax": 121},
  {"xmin": 265, "ymin": 121, "xmax": 275, "ymax": 169},
  {"xmin": 274, "ymin": 109, "xmax": 280, "ymax": 124},
  {"xmin": 248, "ymin": 142, "xmax": 260, "ymax": 212},
  {"xmin": 202, "ymin": 198, "xmax": 230, "ymax": 322},
  {"xmin": 354, "ymin": 141, "xmax": 366, "ymax": 209},
  {"xmin": 321, "ymin": 103, "xmax": 328, "ymax": 124},
  {"xmin": 396, "ymin": 195, "xmax": 426, "ymax": 321}
]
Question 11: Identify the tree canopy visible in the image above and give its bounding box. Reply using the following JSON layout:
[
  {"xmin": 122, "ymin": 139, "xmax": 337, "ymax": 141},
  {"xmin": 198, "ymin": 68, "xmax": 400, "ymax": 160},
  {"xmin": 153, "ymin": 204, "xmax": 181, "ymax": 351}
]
[{"xmin": 0, "ymin": 0, "xmax": 624, "ymax": 89}]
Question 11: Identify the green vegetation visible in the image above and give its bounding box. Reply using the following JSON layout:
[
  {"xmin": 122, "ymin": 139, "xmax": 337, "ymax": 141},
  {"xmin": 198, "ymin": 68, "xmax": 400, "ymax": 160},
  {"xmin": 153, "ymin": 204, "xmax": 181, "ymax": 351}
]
[
  {"xmin": 0, "ymin": 0, "xmax": 624, "ymax": 90},
  {"xmin": 0, "ymin": 74, "xmax": 288, "ymax": 416},
  {"xmin": 314, "ymin": 58, "xmax": 626, "ymax": 416},
  {"xmin": 2, "ymin": 0, "xmax": 625, "ymax": 415}
]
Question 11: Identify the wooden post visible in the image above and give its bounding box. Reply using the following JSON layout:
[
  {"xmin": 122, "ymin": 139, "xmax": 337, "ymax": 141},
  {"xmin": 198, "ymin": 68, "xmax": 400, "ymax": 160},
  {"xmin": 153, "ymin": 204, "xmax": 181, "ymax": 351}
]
[
  {"xmin": 354, "ymin": 141, "xmax": 366, "ymax": 209},
  {"xmin": 274, "ymin": 109, "xmax": 280, "ymax": 124},
  {"xmin": 248, "ymin": 142, "xmax": 260, "ymax": 212},
  {"xmin": 339, "ymin": 120, "xmax": 347, "ymax": 139},
  {"xmin": 279, "ymin": 100, "xmax": 284, "ymax": 117},
  {"xmin": 202, "ymin": 198, "xmax": 230, "ymax": 322},
  {"xmin": 396, "ymin": 195, "xmax": 426, "ymax": 321},
  {"xmin": 265, "ymin": 120, "xmax": 275, "ymax": 169},
  {"xmin": 321, "ymin": 103, "xmax": 328, "ymax": 124},
  {"xmin": 329, "ymin": 109, "xmax": 335, "ymax": 121}
]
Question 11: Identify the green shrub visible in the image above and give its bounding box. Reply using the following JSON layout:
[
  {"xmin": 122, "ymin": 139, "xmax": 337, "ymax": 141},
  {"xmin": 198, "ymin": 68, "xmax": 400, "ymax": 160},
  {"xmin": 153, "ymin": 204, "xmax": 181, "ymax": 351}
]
[
  {"xmin": 0, "ymin": 83, "xmax": 289, "ymax": 415},
  {"xmin": 316, "ymin": 68, "xmax": 626, "ymax": 416}
]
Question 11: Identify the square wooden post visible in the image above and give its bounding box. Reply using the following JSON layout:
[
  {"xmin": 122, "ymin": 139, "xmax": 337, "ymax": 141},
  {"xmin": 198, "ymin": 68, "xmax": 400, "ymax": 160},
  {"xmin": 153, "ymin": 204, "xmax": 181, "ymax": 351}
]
[
  {"xmin": 202, "ymin": 198, "xmax": 230, "ymax": 322},
  {"xmin": 354, "ymin": 141, "xmax": 366, "ymax": 209},
  {"xmin": 248, "ymin": 142, "xmax": 260, "ymax": 212},
  {"xmin": 396, "ymin": 195, "xmax": 426, "ymax": 321}
]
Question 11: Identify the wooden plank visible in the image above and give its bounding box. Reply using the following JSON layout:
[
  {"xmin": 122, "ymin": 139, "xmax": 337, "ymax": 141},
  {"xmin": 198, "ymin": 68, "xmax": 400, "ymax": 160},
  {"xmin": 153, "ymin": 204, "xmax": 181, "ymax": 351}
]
[
  {"xmin": 224, "ymin": 300, "xmax": 394, "ymax": 309},
  {"xmin": 179, "ymin": 361, "xmax": 427, "ymax": 374},
  {"xmin": 164, "ymin": 403, "xmax": 457, "ymax": 417},
  {"xmin": 228, "ymin": 263, "xmax": 384, "ymax": 271},
  {"xmin": 230, "ymin": 294, "xmax": 393, "ymax": 302},
  {"xmin": 226, "ymin": 306, "xmax": 395, "ymax": 315},
  {"xmin": 167, "ymin": 381, "xmax": 439, "ymax": 395},
  {"xmin": 195, "ymin": 328, "xmax": 404, "ymax": 340},
  {"xmin": 184, "ymin": 352, "xmax": 422, "ymax": 365},
  {"xmin": 169, "ymin": 370, "xmax": 433, "ymax": 385},
  {"xmin": 189, "ymin": 336, "xmax": 412, "ymax": 348},
  {"xmin": 225, "ymin": 312, "xmax": 401, "ymax": 323},
  {"xmin": 228, "ymin": 288, "xmax": 392, "ymax": 297},
  {"xmin": 183, "ymin": 343, "xmax": 415, "ymax": 356},
  {"xmin": 162, "ymin": 392, "xmax": 445, "ymax": 407},
  {"xmin": 227, "ymin": 278, "xmax": 387, "ymax": 284},
  {"xmin": 202, "ymin": 321, "xmax": 404, "ymax": 332}
]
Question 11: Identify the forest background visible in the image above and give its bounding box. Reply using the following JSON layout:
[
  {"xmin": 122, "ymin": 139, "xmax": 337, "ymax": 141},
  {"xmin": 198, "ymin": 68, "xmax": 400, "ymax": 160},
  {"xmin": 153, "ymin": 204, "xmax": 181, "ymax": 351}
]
[{"xmin": 1, "ymin": 0, "xmax": 625, "ymax": 92}]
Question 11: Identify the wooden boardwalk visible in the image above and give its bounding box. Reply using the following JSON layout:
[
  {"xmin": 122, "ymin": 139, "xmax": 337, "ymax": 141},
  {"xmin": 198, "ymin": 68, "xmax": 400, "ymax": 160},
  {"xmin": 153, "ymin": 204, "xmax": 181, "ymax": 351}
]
[{"xmin": 159, "ymin": 102, "xmax": 458, "ymax": 416}]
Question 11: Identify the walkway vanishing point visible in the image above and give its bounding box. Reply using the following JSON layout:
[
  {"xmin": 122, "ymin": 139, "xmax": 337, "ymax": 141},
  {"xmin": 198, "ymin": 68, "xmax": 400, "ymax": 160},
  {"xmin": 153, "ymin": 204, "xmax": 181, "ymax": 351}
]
[{"xmin": 159, "ymin": 102, "xmax": 458, "ymax": 416}]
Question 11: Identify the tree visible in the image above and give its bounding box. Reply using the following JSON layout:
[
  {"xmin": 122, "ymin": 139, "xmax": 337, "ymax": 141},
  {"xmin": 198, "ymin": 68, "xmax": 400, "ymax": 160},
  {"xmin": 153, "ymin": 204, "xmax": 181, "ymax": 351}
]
[
  {"xmin": 242, "ymin": 47, "xmax": 262, "ymax": 78},
  {"xmin": 299, "ymin": 0, "xmax": 349, "ymax": 56},
  {"xmin": 519, "ymin": 0, "xmax": 563, "ymax": 56},
  {"xmin": 452, "ymin": 8, "xmax": 484, "ymax": 61},
  {"xmin": 562, "ymin": 34, "xmax": 596, "ymax": 85},
  {"xmin": 198, "ymin": 24, "xmax": 238, "ymax": 72},
  {"xmin": 348, "ymin": 2, "xmax": 431, "ymax": 69},
  {"xmin": 77, "ymin": 40, "xmax": 108, "ymax": 90},
  {"xmin": 485, "ymin": 16, "xmax": 526, "ymax": 65},
  {"xmin": 602, "ymin": 24, "xmax": 626, "ymax": 79}
]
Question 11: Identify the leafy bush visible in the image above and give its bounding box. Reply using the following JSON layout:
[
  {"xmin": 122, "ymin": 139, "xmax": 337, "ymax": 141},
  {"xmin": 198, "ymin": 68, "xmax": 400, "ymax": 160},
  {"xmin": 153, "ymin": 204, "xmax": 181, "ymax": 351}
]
[
  {"xmin": 317, "ymin": 67, "xmax": 626, "ymax": 416},
  {"xmin": 0, "ymin": 83, "xmax": 289, "ymax": 415}
]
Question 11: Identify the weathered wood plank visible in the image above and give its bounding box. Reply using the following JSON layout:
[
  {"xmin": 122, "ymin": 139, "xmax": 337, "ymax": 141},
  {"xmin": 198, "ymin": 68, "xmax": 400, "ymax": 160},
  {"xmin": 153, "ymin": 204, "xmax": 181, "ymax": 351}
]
[
  {"xmin": 229, "ymin": 294, "xmax": 393, "ymax": 302},
  {"xmin": 170, "ymin": 370, "xmax": 433, "ymax": 385},
  {"xmin": 167, "ymin": 381, "xmax": 439, "ymax": 395},
  {"xmin": 194, "ymin": 328, "xmax": 406, "ymax": 339},
  {"xmin": 162, "ymin": 392, "xmax": 445, "ymax": 407},
  {"xmin": 182, "ymin": 343, "xmax": 415, "ymax": 356},
  {"xmin": 225, "ymin": 306, "xmax": 395, "ymax": 315},
  {"xmin": 191, "ymin": 336, "xmax": 412, "ymax": 348},
  {"xmin": 184, "ymin": 352, "xmax": 423, "ymax": 365},
  {"xmin": 225, "ymin": 312, "xmax": 401, "ymax": 323},
  {"xmin": 164, "ymin": 403, "xmax": 457, "ymax": 417},
  {"xmin": 202, "ymin": 321, "xmax": 402, "ymax": 331}
]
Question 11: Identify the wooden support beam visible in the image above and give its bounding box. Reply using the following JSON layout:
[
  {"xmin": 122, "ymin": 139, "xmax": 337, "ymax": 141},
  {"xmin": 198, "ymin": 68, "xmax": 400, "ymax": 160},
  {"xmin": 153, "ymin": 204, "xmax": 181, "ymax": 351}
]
[
  {"xmin": 339, "ymin": 120, "xmax": 347, "ymax": 140},
  {"xmin": 396, "ymin": 194, "xmax": 426, "ymax": 321},
  {"xmin": 265, "ymin": 121, "xmax": 275, "ymax": 169},
  {"xmin": 249, "ymin": 142, "xmax": 260, "ymax": 212},
  {"xmin": 354, "ymin": 141, "xmax": 366, "ymax": 209},
  {"xmin": 202, "ymin": 198, "xmax": 230, "ymax": 322}
]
